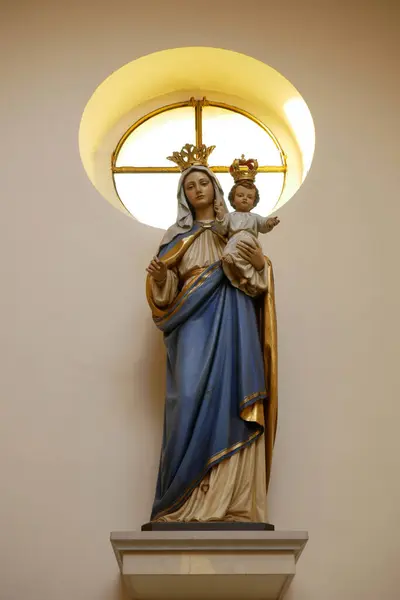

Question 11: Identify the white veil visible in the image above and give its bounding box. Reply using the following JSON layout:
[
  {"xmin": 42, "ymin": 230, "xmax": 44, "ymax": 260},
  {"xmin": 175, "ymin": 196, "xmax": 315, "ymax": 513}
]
[{"xmin": 159, "ymin": 165, "xmax": 228, "ymax": 248}]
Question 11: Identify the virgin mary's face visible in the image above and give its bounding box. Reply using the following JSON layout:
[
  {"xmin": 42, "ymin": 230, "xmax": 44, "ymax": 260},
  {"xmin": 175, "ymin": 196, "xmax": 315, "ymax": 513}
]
[{"xmin": 183, "ymin": 171, "xmax": 215, "ymax": 208}]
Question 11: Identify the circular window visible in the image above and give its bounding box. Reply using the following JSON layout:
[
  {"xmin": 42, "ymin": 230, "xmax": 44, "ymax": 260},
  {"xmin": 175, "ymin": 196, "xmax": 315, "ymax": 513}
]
[
  {"xmin": 113, "ymin": 98, "xmax": 286, "ymax": 229},
  {"xmin": 79, "ymin": 47, "xmax": 315, "ymax": 229}
]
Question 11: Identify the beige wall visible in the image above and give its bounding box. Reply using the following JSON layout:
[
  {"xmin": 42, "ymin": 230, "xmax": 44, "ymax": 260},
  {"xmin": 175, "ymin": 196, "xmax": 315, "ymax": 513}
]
[{"xmin": 1, "ymin": 1, "xmax": 399, "ymax": 599}]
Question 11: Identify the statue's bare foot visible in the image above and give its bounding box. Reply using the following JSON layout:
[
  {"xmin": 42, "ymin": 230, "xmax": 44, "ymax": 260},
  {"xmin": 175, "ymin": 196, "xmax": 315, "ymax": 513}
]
[{"xmin": 223, "ymin": 255, "xmax": 234, "ymax": 265}]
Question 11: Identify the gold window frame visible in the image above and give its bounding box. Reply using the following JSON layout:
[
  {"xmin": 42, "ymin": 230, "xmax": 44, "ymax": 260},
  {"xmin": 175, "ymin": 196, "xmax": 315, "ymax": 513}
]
[{"xmin": 112, "ymin": 97, "xmax": 287, "ymax": 204}]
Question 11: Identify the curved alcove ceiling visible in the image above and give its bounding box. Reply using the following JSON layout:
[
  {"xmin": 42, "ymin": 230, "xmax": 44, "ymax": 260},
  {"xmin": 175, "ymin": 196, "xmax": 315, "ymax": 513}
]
[{"xmin": 79, "ymin": 47, "xmax": 315, "ymax": 222}]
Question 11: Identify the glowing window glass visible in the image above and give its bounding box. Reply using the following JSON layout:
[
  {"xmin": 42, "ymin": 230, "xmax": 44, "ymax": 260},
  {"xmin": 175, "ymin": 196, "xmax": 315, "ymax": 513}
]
[{"xmin": 116, "ymin": 107, "xmax": 195, "ymax": 168}]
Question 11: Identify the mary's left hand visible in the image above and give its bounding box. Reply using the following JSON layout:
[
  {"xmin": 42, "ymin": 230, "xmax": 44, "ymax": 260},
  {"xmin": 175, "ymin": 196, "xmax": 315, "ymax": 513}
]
[{"xmin": 237, "ymin": 240, "xmax": 266, "ymax": 271}]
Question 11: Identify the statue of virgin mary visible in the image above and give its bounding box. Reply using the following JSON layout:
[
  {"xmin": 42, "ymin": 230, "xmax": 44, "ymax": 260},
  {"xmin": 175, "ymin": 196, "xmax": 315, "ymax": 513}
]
[{"xmin": 145, "ymin": 144, "xmax": 277, "ymax": 523}]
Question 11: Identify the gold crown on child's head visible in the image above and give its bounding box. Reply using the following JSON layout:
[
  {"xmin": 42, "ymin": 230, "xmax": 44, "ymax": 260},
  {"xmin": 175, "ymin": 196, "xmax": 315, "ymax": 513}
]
[
  {"xmin": 167, "ymin": 143, "xmax": 216, "ymax": 172},
  {"xmin": 229, "ymin": 155, "xmax": 259, "ymax": 183}
]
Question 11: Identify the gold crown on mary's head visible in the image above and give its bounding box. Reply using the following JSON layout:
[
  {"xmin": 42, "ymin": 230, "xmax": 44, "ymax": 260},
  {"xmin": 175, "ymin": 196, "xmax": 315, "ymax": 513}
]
[
  {"xmin": 229, "ymin": 155, "xmax": 259, "ymax": 183},
  {"xmin": 167, "ymin": 143, "xmax": 216, "ymax": 172}
]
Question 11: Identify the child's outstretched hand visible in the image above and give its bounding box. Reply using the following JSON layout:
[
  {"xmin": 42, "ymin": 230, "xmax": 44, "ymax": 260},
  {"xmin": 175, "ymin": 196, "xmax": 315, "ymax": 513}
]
[{"xmin": 266, "ymin": 216, "xmax": 280, "ymax": 232}]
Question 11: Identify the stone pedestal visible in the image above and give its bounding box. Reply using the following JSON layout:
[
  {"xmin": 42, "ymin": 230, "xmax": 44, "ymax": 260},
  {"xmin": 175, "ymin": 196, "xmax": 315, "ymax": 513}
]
[{"xmin": 111, "ymin": 530, "xmax": 308, "ymax": 600}]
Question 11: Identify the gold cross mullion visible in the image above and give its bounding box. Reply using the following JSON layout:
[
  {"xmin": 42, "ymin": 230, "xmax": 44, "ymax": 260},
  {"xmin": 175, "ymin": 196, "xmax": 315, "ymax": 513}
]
[
  {"xmin": 195, "ymin": 98, "xmax": 203, "ymax": 147},
  {"xmin": 113, "ymin": 97, "xmax": 287, "ymax": 176}
]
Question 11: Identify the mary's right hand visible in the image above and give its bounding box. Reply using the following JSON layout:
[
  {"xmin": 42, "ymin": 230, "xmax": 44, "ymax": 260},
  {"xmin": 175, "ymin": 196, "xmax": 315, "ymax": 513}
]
[
  {"xmin": 236, "ymin": 240, "xmax": 266, "ymax": 272},
  {"xmin": 146, "ymin": 257, "xmax": 167, "ymax": 283}
]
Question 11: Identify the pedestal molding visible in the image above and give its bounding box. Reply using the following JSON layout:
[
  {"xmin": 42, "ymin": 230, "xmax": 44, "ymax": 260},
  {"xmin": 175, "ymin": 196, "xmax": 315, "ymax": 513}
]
[{"xmin": 110, "ymin": 530, "xmax": 308, "ymax": 600}]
